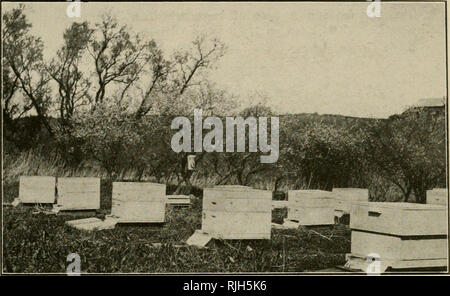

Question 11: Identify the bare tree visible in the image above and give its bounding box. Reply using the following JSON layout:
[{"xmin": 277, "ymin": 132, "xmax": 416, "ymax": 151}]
[
  {"xmin": 2, "ymin": 5, "xmax": 53, "ymax": 137},
  {"xmin": 135, "ymin": 36, "xmax": 226, "ymax": 118},
  {"xmin": 87, "ymin": 14, "xmax": 154, "ymax": 106},
  {"xmin": 47, "ymin": 22, "xmax": 93, "ymax": 124}
]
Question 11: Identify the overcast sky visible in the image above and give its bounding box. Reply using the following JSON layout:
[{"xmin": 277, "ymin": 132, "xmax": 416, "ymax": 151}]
[{"xmin": 3, "ymin": 2, "xmax": 447, "ymax": 118}]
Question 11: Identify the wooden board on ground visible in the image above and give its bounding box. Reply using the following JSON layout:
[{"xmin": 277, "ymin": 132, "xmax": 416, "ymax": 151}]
[
  {"xmin": 281, "ymin": 219, "xmax": 301, "ymax": 229},
  {"xmin": 66, "ymin": 217, "xmax": 118, "ymax": 231},
  {"xmin": 112, "ymin": 182, "xmax": 166, "ymax": 223},
  {"xmin": 57, "ymin": 177, "xmax": 100, "ymax": 210},
  {"xmin": 166, "ymin": 195, "xmax": 191, "ymax": 206},
  {"xmin": 19, "ymin": 176, "xmax": 56, "ymax": 204},
  {"xmin": 186, "ymin": 230, "xmax": 213, "ymax": 247}
]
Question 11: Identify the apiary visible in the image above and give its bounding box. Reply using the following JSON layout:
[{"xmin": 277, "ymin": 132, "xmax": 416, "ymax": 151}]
[
  {"xmin": 201, "ymin": 185, "xmax": 272, "ymax": 239},
  {"xmin": 57, "ymin": 177, "xmax": 100, "ymax": 210},
  {"xmin": 19, "ymin": 176, "xmax": 56, "ymax": 204},
  {"xmin": 426, "ymin": 188, "xmax": 448, "ymax": 206},
  {"xmin": 332, "ymin": 188, "xmax": 368, "ymax": 215},
  {"xmin": 112, "ymin": 182, "xmax": 166, "ymax": 223},
  {"xmin": 346, "ymin": 202, "xmax": 448, "ymax": 271},
  {"xmin": 287, "ymin": 190, "xmax": 335, "ymax": 225}
]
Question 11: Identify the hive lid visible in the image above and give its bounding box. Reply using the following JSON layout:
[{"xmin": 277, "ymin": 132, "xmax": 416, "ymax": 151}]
[
  {"xmin": 332, "ymin": 188, "xmax": 368, "ymax": 201},
  {"xmin": 428, "ymin": 188, "xmax": 448, "ymax": 194},
  {"xmin": 214, "ymin": 185, "xmax": 251, "ymax": 188},
  {"xmin": 112, "ymin": 195, "xmax": 165, "ymax": 202},
  {"xmin": 113, "ymin": 181, "xmax": 166, "ymax": 188},
  {"xmin": 288, "ymin": 190, "xmax": 334, "ymax": 199},
  {"xmin": 204, "ymin": 187, "xmax": 272, "ymax": 199},
  {"xmin": 353, "ymin": 201, "xmax": 446, "ymax": 211},
  {"xmin": 211, "ymin": 185, "xmax": 256, "ymax": 191},
  {"xmin": 112, "ymin": 182, "xmax": 166, "ymax": 201}
]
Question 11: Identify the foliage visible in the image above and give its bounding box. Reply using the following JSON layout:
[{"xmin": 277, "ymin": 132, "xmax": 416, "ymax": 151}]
[
  {"xmin": 366, "ymin": 107, "xmax": 446, "ymax": 203},
  {"xmin": 2, "ymin": 5, "xmax": 53, "ymax": 138},
  {"xmin": 279, "ymin": 117, "xmax": 368, "ymax": 190}
]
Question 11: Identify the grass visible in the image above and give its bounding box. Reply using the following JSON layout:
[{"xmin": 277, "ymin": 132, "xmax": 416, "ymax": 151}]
[{"xmin": 2, "ymin": 181, "xmax": 351, "ymax": 273}]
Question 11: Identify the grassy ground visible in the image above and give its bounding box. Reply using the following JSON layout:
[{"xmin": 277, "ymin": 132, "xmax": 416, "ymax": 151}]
[{"xmin": 2, "ymin": 181, "xmax": 351, "ymax": 273}]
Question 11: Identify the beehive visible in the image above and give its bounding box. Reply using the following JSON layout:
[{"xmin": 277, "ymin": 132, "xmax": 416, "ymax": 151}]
[
  {"xmin": 19, "ymin": 176, "xmax": 56, "ymax": 203},
  {"xmin": 427, "ymin": 188, "xmax": 448, "ymax": 206},
  {"xmin": 57, "ymin": 177, "xmax": 100, "ymax": 210},
  {"xmin": 112, "ymin": 182, "xmax": 166, "ymax": 223},
  {"xmin": 332, "ymin": 188, "xmax": 368, "ymax": 214},
  {"xmin": 201, "ymin": 186, "xmax": 272, "ymax": 239},
  {"xmin": 287, "ymin": 190, "xmax": 335, "ymax": 225},
  {"xmin": 348, "ymin": 202, "xmax": 447, "ymax": 270}
]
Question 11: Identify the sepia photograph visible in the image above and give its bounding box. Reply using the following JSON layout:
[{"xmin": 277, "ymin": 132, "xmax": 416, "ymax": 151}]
[{"xmin": 1, "ymin": 1, "xmax": 448, "ymax": 277}]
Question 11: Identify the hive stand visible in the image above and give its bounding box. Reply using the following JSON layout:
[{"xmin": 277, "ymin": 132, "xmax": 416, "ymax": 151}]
[{"xmin": 65, "ymin": 217, "xmax": 119, "ymax": 231}]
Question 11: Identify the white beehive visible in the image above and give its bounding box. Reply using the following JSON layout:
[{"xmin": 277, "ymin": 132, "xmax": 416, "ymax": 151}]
[
  {"xmin": 332, "ymin": 188, "xmax": 368, "ymax": 214},
  {"xmin": 350, "ymin": 202, "xmax": 447, "ymax": 236},
  {"xmin": 112, "ymin": 182, "xmax": 166, "ymax": 223},
  {"xmin": 348, "ymin": 202, "xmax": 448, "ymax": 270},
  {"xmin": 351, "ymin": 230, "xmax": 447, "ymax": 262},
  {"xmin": 201, "ymin": 186, "xmax": 272, "ymax": 239},
  {"xmin": 19, "ymin": 176, "xmax": 56, "ymax": 203},
  {"xmin": 287, "ymin": 190, "xmax": 335, "ymax": 225},
  {"xmin": 57, "ymin": 177, "xmax": 100, "ymax": 210},
  {"xmin": 427, "ymin": 188, "xmax": 448, "ymax": 206}
]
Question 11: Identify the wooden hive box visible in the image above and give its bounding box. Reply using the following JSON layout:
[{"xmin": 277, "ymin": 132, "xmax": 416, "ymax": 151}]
[
  {"xmin": 57, "ymin": 177, "xmax": 100, "ymax": 210},
  {"xmin": 287, "ymin": 190, "xmax": 335, "ymax": 225},
  {"xmin": 348, "ymin": 202, "xmax": 447, "ymax": 269},
  {"xmin": 201, "ymin": 186, "xmax": 272, "ymax": 239},
  {"xmin": 19, "ymin": 176, "xmax": 56, "ymax": 204},
  {"xmin": 112, "ymin": 182, "xmax": 166, "ymax": 223},
  {"xmin": 332, "ymin": 188, "xmax": 368, "ymax": 214},
  {"xmin": 427, "ymin": 188, "xmax": 448, "ymax": 206},
  {"xmin": 350, "ymin": 202, "xmax": 447, "ymax": 236}
]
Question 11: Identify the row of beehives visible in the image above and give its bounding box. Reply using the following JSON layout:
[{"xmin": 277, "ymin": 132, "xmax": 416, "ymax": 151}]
[
  {"xmin": 286, "ymin": 188, "xmax": 448, "ymax": 225},
  {"xmin": 15, "ymin": 176, "xmax": 449, "ymax": 271},
  {"xmin": 286, "ymin": 188, "xmax": 368, "ymax": 225},
  {"xmin": 16, "ymin": 176, "xmax": 171, "ymax": 222},
  {"xmin": 199, "ymin": 186, "xmax": 449, "ymax": 272},
  {"xmin": 287, "ymin": 188, "xmax": 448, "ymax": 271}
]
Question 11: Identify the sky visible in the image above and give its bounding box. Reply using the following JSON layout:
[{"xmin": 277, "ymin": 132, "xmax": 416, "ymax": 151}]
[{"xmin": 2, "ymin": 2, "xmax": 447, "ymax": 118}]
